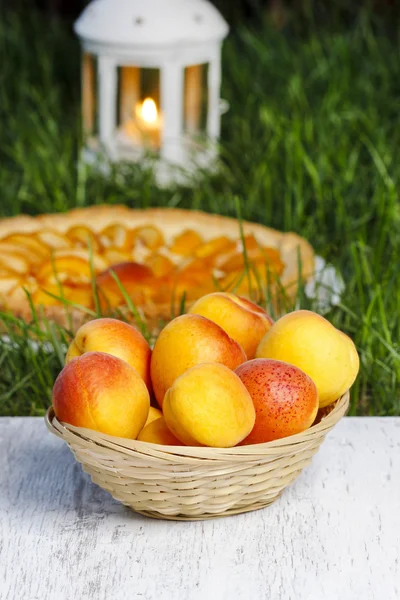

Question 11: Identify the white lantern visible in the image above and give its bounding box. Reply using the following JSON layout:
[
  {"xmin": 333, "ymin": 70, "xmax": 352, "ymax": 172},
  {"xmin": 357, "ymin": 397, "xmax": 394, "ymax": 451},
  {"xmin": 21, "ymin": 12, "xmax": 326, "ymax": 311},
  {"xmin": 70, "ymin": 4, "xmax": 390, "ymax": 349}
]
[{"xmin": 74, "ymin": 0, "xmax": 229, "ymax": 184}]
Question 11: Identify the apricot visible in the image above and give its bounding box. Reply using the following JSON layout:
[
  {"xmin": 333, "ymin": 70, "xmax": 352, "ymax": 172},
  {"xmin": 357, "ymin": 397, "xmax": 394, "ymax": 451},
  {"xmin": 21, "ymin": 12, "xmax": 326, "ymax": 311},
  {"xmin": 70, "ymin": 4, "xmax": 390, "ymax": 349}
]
[
  {"xmin": 0, "ymin": 252, "xmax": 29, "ymax": 274},
  {"xmin": 52, "ymin": 351, "xmax": 150, "ymax": 438},
  {"xmin": 132, "ymin": 225, "xmax": 164, "ymax": 249},
  {"xmin": 99, "ymin": 223, "xmax": 134, "ymax": 250},
  {"xmin": 256, "ymin": 310, "xmax": 360, "ymax": 407},
  {"xmin": 33, "ymin": 284, "xmax": 93, "ymax": 308},
  {"xmin": 150, "ymin": 314, "xmax": 246, "ymax": 407},
  {"xmin": 137, "ymin": 417, "xmax": 183, "ymax": 445},
  {"xmin": 169, "ymin": 229, "xmax": 202, "ymax": 255},
  {"xmin": 103, "ymin": 248, "xmax": 132, "ymax": 265},
  {"xmin": 170, "ymin": 268, "xmax": 215, "ymax": 302},
  {"xmin": 221, "ymin": 246, "xmax": 283, "ymax": 275},
  {"xmin": 189, "ymin": 292, "xmax": 273, "ymax": 359},
  {"xmin": 194, "ymin": 236, "xmax": 236, "ymax": 262},
  {"xmin": 65, "ymin": 317, "xmax": 152, "ymax": 392},
  {"xmin": 0, "ymin": 241, "xmax": 42, "ymax": 265},
  {"xmin": 36, "ymin": 251, "xmax": 107, "ymax": 286},
  {"xmin": 144, "ymin": 406, "xmax": 163, "ymax": 427},
  {"xmin": 236, "ymin": 359, "xmax": 319, "ymax": 444},
  {"xmin": 66, "ymin": 226, "xmax": 102, "ymax": 252},
  {"xmin": 163, "ymin": 363, "xmax": 255, "ymax": 447},
  {"xmin": 96, "ymin": 262, "xmax": 154, "ymax": 309},
  {"xmin": 145, "ymin": 253, "xmax": 175, "ymax": 277},
  {"xmin": 2, "ymin": 234, "xmax": 50, "ymax": 260},
  {"xmin": 36, "ymin": 229, "xmax": 72, "ymax": 249}
]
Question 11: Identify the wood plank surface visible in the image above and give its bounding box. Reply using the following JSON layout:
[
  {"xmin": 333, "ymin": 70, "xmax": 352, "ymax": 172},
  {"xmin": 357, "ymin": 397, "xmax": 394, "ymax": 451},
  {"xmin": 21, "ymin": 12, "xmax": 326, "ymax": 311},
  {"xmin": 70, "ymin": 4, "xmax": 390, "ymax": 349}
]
[{"xmin": 0, "ymin": 417, "xmax": 399, "ymax": 600}]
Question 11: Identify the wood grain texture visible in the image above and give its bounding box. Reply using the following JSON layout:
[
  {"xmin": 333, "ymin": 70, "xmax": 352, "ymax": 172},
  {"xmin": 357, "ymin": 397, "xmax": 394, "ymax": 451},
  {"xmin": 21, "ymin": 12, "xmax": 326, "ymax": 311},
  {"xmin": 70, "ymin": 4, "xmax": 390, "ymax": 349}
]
[{"xmin": 0, "ymin": 417, "xmax": 399, "ymax": 600}]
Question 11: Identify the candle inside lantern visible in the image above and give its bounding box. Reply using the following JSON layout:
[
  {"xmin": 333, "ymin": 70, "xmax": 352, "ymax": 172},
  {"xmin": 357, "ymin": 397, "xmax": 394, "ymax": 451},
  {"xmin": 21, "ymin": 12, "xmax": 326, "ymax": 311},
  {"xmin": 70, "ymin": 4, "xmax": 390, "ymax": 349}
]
[
  {"xmin": 121, "ymin": 96, "xmax": 161, "ymax": 149},
  {"xmin": 137, "ymin": 97, "xmax": 159, "ymax": 128}
]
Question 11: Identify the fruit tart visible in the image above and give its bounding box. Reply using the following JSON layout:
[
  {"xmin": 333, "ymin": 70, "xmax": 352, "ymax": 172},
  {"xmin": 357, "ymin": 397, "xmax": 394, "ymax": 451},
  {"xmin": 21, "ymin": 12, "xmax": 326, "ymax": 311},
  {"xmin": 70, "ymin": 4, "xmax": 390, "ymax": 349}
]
[{"xmin": 0, "ymin": 205, "xmax": 314, "ymax": 330}]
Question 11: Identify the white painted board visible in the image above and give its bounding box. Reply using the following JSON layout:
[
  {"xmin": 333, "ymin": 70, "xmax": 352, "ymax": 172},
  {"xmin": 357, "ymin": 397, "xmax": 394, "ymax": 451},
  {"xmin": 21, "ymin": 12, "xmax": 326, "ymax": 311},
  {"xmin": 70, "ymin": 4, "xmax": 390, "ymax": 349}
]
[{"xmin": 0, "ymin": 417, "xmax": 399, "ymax": 600}]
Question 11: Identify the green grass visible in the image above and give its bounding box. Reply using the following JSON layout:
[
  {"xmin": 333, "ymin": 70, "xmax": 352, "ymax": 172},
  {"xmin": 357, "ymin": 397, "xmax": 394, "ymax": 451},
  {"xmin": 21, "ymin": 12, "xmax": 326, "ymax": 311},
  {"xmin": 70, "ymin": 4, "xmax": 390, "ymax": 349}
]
[{"xmin": 0, "ymin": 8, "xmax": 399, "ymax": 416}]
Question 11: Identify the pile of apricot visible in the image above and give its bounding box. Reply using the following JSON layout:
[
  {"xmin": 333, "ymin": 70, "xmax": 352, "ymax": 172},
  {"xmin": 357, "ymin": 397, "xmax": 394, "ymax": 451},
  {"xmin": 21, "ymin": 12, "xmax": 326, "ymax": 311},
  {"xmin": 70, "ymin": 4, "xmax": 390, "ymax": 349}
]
[{"xmin": 53, "ymin": 292, "xmax": 359, "ymax": 447}]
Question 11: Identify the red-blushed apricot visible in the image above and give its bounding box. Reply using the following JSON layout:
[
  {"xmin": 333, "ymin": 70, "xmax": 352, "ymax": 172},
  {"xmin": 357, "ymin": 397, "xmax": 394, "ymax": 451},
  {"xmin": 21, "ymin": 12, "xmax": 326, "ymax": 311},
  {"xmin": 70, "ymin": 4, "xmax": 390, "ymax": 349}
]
[
  {"xmin": 236, "ymin": 358, "xmax": 319, "ymax": 444},
  {"xmin": 256, "ymin": 310, "xmax": 360, "ymax": 407},
  {"xmin": 189, "ymin": 292, "xmax": 273, "ymax": 359},
  {"xmin": 95, "ymin": 261, "xmax": 154, "ymax": 309},
  {"xmin": 150, "ymin": 314, "xmax": 247, "ymax": 407},
  {"xmin": 65, "ymin": 317, "xmax": 152, "ymax": 392},
  {"xmin": 52, "ymin": 351, "xmax": 149, "ymax": 439}
]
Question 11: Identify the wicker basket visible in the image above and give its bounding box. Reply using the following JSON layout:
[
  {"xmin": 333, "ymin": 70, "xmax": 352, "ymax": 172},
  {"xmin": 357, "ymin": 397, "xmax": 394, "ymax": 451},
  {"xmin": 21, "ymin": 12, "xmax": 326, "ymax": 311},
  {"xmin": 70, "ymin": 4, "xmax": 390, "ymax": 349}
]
[{"xmin": 45, "ymin": 392, "xmax": 349, "ymax": 521}]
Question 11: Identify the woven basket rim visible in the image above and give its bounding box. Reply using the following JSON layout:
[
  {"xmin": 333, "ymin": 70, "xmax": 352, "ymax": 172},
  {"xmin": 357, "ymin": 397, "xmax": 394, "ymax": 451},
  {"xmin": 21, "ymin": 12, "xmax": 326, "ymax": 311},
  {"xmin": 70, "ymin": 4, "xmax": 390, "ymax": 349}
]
[{"xmin": 45, "ymin": 391, "xmax": 349, "ymax": 459}]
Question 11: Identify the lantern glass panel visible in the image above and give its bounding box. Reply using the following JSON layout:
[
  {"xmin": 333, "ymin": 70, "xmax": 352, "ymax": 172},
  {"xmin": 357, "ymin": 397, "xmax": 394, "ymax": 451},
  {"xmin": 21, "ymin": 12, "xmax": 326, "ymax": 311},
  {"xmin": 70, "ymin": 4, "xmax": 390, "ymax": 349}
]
[
  {"xmin": 183, "ymin": 63, "xmax": 209, "ymax": 136},
  {"xmin": 117, "ymin": 66, "xmax": 161, "ymax": 151},
  {"xmin": 81, "ymin": 52, "xmax": 98, "ymax": 137}
]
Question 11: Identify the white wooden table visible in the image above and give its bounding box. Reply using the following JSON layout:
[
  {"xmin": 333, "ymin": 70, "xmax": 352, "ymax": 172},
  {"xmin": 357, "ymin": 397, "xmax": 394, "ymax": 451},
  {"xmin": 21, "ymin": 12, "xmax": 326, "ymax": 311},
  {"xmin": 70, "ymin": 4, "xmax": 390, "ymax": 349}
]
[{"xmin": 0, "ymin": 417, "xmax": 399, "ymax": 600}]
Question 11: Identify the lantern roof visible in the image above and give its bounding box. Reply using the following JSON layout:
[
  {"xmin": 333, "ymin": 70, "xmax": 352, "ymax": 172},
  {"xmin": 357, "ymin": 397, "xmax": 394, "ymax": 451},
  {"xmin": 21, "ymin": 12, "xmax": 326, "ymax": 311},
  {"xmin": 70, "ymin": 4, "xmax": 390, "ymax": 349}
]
[{"xmin": 74, "ymin": 0, "xmax": 229, "ymax": 48}]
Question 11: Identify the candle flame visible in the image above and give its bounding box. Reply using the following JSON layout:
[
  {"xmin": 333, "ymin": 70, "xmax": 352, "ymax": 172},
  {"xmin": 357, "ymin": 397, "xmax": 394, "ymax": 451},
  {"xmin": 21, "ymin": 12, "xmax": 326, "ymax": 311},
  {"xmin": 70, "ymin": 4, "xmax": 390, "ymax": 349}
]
[{"xmin": 140, "ymin": 98, "xmax": 158, "ymax": 124}]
